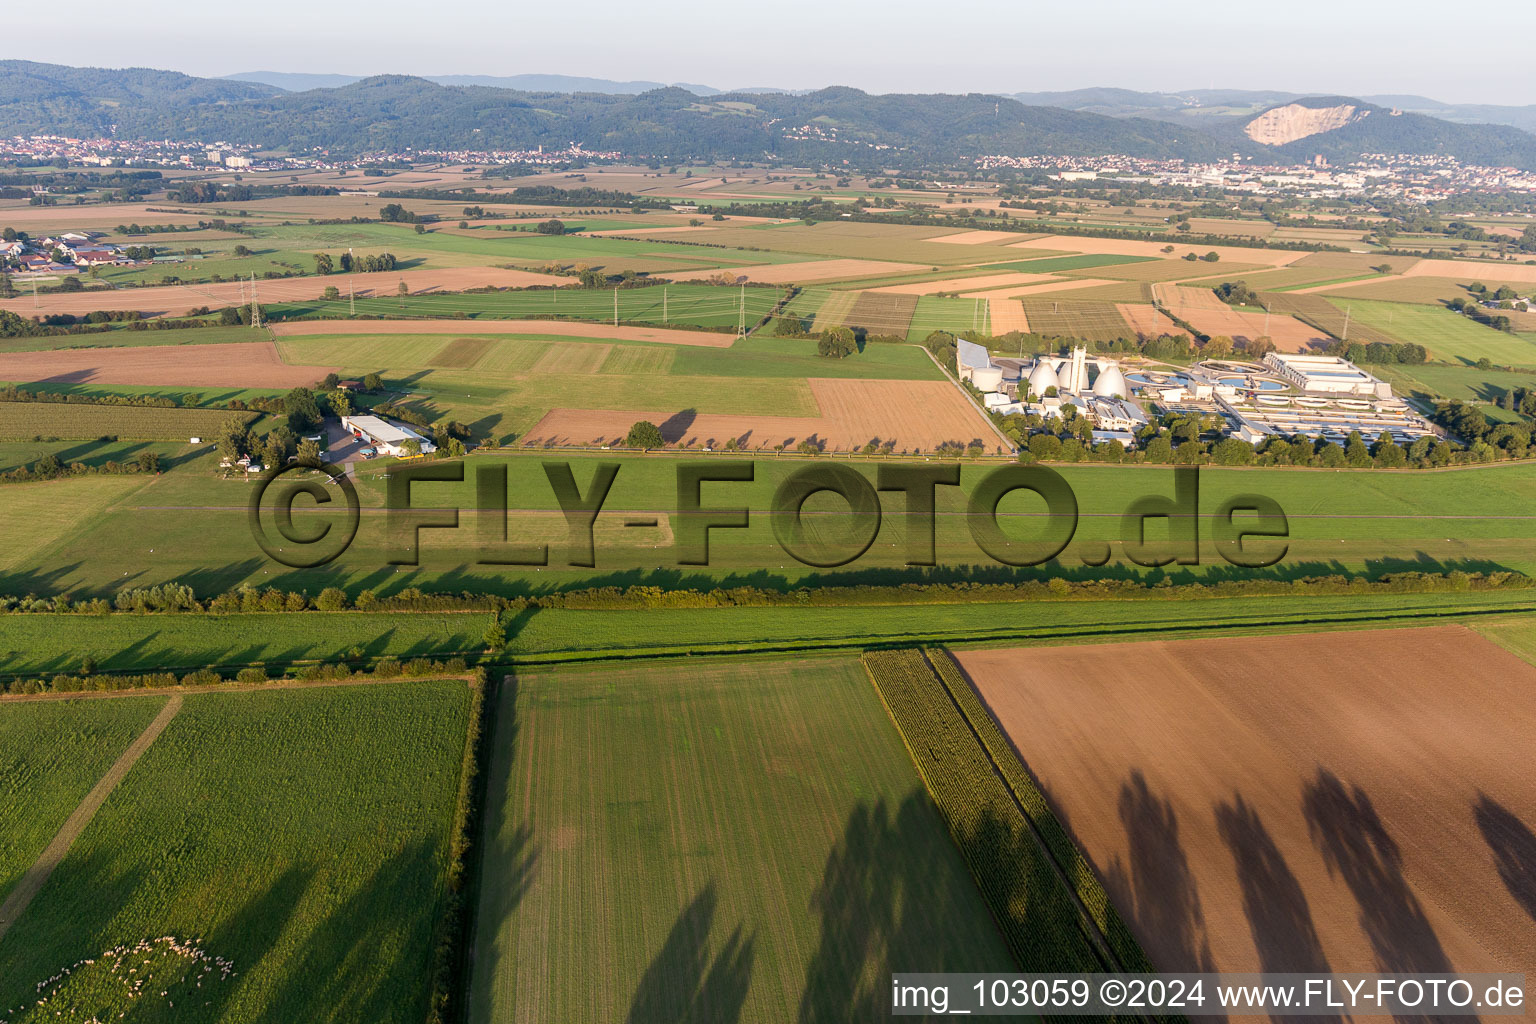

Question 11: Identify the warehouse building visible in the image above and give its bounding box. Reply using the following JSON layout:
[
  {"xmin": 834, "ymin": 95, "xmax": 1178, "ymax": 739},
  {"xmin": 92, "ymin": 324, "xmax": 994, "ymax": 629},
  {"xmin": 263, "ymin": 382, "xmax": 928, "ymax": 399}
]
[
  {"xmin": 1262, "ymin": 352, "xmax": 1392, "ymax": 398},
  {"xmin": 341, "ymin": 415, "xmax": 437, "ymax": 456}
]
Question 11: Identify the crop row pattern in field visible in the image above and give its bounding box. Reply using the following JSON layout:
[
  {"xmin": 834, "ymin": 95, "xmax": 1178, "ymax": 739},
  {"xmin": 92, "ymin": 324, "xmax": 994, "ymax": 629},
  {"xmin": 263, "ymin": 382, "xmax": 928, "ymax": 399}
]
[{"xmin": 861, "ymin": 648, "xmax": 1112, "ymax": 973}]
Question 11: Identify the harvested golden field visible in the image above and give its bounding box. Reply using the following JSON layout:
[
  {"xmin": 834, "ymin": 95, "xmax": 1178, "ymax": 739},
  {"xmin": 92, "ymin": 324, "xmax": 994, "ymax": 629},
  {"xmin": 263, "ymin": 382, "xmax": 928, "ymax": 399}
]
[
  {"xmin": 988, "ymin": 298, "xmax": 1030, "ymax": 334},
  {"xmin": 872, "ymin": 272, "xmax": 1058, "ymax": 296},
  {"xmin": 1405, "ymin": 259, "xmax": 1536, "ymax": 284},
  {"xmin": 1064, "ymin": 260, "xmax": 1269, "ymax": 283},
  {"xmin": 0, "ymin": 341, "xmax": 336, "ymax": 387},
  {"xmin": 522, "ymin": 378, "xmax": 998, "ymax": 452},
  {"xmin": 1153, "ymin": 285, "xmax": 1229, "ymax": 311},
  {"xmin": 924, "ymin": 229, "xmax": 1031, "ymax": 245},
  {"xmin": 956, "ymin": 626, "xmax": 1536, "ymax": 976},
  {"xmin": 269, "ymin": 319, "xmax": 738, "ymax": 347},
  {"xmin": 0, "ymin": 266, "xmax": 570, "ymax": 318},
  {"xmin": 1007, "ymin": 234, "xmax": 1308, "ymax": 267},
  {"xmin": 972, "ymin": 277, "xmax": 1119, "ymax": 299},
  {"xmin": 1293, "ymin": 251, "xmax": 1420, "ymax": 273}
]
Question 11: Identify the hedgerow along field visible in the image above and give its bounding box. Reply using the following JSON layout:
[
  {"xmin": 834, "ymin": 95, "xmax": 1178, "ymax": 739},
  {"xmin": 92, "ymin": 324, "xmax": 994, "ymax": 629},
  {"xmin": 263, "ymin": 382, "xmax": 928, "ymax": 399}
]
[
  {"xmin": 0, "ymin": 404, "xmax": 256, "ymax": 442},
  {"xmin": 0, "ymin": 698, "xmax": 165, "ymax": 898},
  {"xmin": 469, "ymin": 655, "xmax": 1013, "ymax": 1023},
  {"xmin": 3, "ymin": 589, "xmax": 1534, "ymax": 683},
  {"xmin": 861, "ymin": 648, "xmax": 1150, "ymax": 972},
  {"xmin": 0, "ymin": 680, "xmax": 473, "ymax": 1024}
]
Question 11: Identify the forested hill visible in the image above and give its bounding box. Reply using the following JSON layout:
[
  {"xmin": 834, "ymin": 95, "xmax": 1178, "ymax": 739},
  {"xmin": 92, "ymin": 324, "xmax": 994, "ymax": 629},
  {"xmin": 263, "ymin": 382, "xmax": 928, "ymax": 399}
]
[
  {"xmin": 3, "ymin": 62, "xmax": 1535, "ymax": 170},
  {"xmin": 0, "ymin": 66, "xmax": 1221, "ymax": 163}
]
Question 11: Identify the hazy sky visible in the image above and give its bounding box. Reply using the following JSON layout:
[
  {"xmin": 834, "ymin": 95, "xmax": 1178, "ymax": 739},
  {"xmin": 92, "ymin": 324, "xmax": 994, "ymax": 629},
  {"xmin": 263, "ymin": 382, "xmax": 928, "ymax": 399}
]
[{"xmin": 10, "ymin": 0, "xmax": 1535, "ymax": 104}]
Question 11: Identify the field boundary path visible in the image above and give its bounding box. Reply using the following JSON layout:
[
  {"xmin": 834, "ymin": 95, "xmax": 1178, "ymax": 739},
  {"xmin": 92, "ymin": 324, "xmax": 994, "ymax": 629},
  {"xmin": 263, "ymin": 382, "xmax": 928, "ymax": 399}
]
[
  {"xmin": 913, "ymin": 649, "xmax": 1129, "ymax": 974},
  {"xmin": 916, "ymin": 344, "xmax": 1018, "ymax": 453},
  {"xmin": 0, "ymin": 694, "xmax": 184, "ymax": 942}
]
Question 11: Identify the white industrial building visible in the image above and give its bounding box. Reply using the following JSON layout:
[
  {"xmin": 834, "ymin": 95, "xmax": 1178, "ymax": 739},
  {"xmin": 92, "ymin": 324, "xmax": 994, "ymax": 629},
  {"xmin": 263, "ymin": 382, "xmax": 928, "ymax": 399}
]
[
  {"xmin": 1262, "ymin": 352, "xmax": 1392, "ymax": 398},
  {"xmin": 341, "ymin": 414, "xmax": 437, "ymax": 456},
  {"xmin": 1023, "ymin": 346, "xmax": 1129, "ymax": 399}
]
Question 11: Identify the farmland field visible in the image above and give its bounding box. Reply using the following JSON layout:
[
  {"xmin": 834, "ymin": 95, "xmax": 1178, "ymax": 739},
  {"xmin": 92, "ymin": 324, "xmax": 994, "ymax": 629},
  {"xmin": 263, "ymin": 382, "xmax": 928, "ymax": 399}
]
[
  {"xmin": 520, "ymin": 377, "xmax": 997, "ymax": 451},
  {"xmin": 468, "ymin": 656, "xmax": 1013, "ymax": 1023},
  {"xmin": 903, "ymin": 295, "xmax": 990, "ymax": 340},
  {"xmin": 1373, "ymin": 362, "xmax": 1536, "ymax": 403},
  {"xmin": 1018, "ymin": 299, "xmax": 1132, "ymax": 342},
  {"xmin": 0, "ymin": 698, "xmax": 165, "ymax": 899},
  {"xmin": 956, "ymin": 627, "xmax": 1536, "ymax": 974},
  {"xmin": 0, "ymin": 404, "xmax": 256, "ymax": 441},
  {"xmin": 9, "ymin": 454, "xmax": 1536, "ymax": 598},
  {"xmin": 843, "ymin": 291, "xmax": 919, "ymax": 335},
  {"xmin": 1259, "ymin": 292, "xmax": 1398, "ymax": 347},
  {"xmin": 0, "ymin": 680, "xmax": 473, "ymax": 1024},
  {"xmin": 0, "ymin": 342, "xmax": 336, "ymax": 389},
  {"xmin": 1328, "ymin": 299, "xmax": 1536, "ymax": 365},
  {"xmin": 0, "ymin": 611, "xmax": 494, "ymax": 676}
]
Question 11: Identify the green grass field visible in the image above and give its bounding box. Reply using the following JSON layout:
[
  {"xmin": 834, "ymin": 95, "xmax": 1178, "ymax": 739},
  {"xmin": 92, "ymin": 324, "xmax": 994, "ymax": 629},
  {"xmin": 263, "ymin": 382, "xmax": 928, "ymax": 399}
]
[
  {"xmin": 6, "ymin": 454, "xmax": 1536, "ymax": 599},
  {"xmin": 0, "ymin": 611, "xmax": 493, "ymax": 676},
  {"xmin": 1331, "ymin": 299, "xmax": 1536, "ymax": 366},
  {"xmin": 0, "ymin": 680, "xmax": 471, "ymax": 1024},
  {"xmin": 904, "ymin": 296, "xmax": 991, "ymax": 340},
  {"xmin": 0, "ymin": 698, "xmax": 165, "ymax": 898},
  {"xmin": 267, "ymin": 282, "xmax": 782, "ymax": 329},
  {"xmin": 0, "ymin": 325, "xmax": 264, "ymax": 354},
  {"xmin": 469, "ymin": 656, "xmax": 1013, "ymax": 1023},
  {"xmin": 0, "ymin": 438, "xmax": 188, "ymax": 474},
  {"xmin": 270, "ymin": 328, "xmax": 939, "ymax": 441},
  {"xmin": 1374, "ymin": 363, "xmax": 1536, "ymax": 404}
]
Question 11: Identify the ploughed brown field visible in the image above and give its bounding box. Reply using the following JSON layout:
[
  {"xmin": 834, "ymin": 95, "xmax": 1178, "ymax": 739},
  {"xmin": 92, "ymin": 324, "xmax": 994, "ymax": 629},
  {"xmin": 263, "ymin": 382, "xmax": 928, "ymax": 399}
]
[
  {"xmin": 956, "ymin": 626, "xmax": 1536, "ymax": 977},
  {"xmin": 1116, "ymin": 303, "xmax": 1178, "ymax": 338},
  {"xmin": 0, "ymin": 266, "xmax": 570, "ymax": 318},
  {"xmin": 522, "ymin": 378, "xmax": 999, "ymax": 452},
  {"xmin": 1173, "ymin": 307, "xmax": 1331, "ymax": 352},
  {"xmin": 0, "ymin": 341, "xmax": 336, "ymax": 387},
  {"xmin": 269, "ymin": 318, "xmax": 738, "ymax": 347}
]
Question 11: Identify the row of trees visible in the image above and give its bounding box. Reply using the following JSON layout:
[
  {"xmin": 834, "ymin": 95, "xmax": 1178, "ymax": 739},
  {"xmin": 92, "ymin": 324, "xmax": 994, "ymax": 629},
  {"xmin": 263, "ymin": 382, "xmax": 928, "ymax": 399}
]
[{"xmin": 313, "ymin": 251, "xmax": 398, "ymax": 275}]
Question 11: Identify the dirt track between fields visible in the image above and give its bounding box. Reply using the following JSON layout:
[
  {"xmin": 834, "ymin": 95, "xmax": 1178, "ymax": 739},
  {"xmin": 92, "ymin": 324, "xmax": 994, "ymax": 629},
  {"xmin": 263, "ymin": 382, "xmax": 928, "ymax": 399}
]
[
  {"xmin": 957, "ymin": 626, "xmax": 1536, "ymax": 976},
  {"xmin": 0, "ymin": 695, "xmax": 183, "ymax": 942}
]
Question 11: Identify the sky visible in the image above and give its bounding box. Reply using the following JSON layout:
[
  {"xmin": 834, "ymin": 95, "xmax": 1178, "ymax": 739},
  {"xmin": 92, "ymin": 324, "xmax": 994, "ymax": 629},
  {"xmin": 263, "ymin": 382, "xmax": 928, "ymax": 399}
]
[{"xmin": 9, "ymin": 0, "xmax": 1536, "ymax": 105}]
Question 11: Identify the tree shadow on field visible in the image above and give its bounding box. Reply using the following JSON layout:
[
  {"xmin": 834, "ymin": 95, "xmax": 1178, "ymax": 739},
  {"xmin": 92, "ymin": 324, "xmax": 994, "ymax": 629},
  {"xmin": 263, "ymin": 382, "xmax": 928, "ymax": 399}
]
[
  {"xmin": 626, "ymin": 883, "xmax": 754, "ymax": 1024},
  {"xmin": 253, "ymin": 841, "xmax": 443, "ymax": 1024},
  {"xmin": 473, "ymin": 674, "xmax": 541, "ymax": 1015},
  {"xmin": 657, "ymin": 409, "xmax": 698, "ymax": 444},
  {"xmin": 798, "ymin": 791, "xmax": 1049, "ymax": 1022},
  {"xmin": 1103, "ymin": 770, "xmax": 1222, "ymax": 1009},
  {"xmin": 1302, "ymin": 768, "xmax": 1450, "ymax": 977},
  {"xmin": 1473, "ymin": 793, "xmax": 1536, "ymax": 925},
  {"xmin": 1215, "ymin": 793, "xmax": 1338, "ymax": 1004}
]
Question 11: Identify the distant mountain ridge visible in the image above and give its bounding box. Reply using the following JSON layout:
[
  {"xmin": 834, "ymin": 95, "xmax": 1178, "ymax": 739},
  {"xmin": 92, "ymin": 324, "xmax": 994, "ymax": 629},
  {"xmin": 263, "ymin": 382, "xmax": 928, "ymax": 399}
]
[
  {"xmin": 225, "ymin": 71, "xmax": 732, "ymax": 96},
  {"xmin": 1011, "ymin": 86, "xmax": 1536, "ymax": 135},
  {"xmin": 3, "ymin": 62, "xmax": 1535, "ymax": 169}
]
